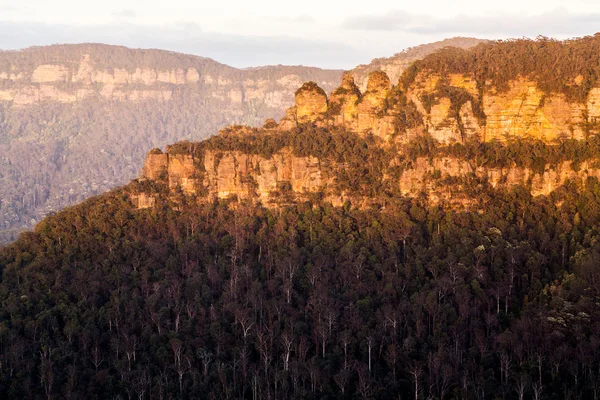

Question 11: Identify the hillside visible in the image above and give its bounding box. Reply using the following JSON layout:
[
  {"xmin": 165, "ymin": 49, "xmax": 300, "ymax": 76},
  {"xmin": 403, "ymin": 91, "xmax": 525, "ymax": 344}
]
[
  {"xmin": 1, "ymin": 35, "xmax": 600, "ymax": 399},
  {"xmin": 0, "ymin": 44, "xmax": 343, "ymax": 243}
]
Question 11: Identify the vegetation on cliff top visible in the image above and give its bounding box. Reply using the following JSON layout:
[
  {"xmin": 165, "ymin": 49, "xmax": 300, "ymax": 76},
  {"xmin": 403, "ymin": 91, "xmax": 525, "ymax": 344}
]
[
  {"xmin": 401, "ymin": 34, "xmax": 600, "ymax": 103},
  {"xmin": 295, "ymin": 81, "xmax": 328, "ymax": 98}
]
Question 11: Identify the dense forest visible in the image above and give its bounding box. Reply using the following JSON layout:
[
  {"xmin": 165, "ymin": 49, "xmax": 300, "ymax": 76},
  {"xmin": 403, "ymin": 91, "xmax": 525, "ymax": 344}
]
[{"xmin": 1, "ymin": 162, "xmax": 600, "ymax": 398}]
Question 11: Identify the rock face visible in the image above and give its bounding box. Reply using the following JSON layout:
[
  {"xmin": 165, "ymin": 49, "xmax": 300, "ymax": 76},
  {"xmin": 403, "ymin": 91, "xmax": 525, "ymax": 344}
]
[
  {"xmin": 355, "ymin": 71, "xmax": 392, "ymax": 136},
  {"xmin": 203, "ymin": 150, "xmax": 323, "ymax": 202},
  {"xmin": 276, "ymin": 68, "xmax": 600, "ymax": 144},
  {"xmin": 134, "ymin": 59, "xmax": 600, "ymax": 209},
  {"xmin": 137, "ymin": 146, "xmax": 600, "ymax": 209},
  {"xmin": 294, "ymin": 82, "xmax": 328, "ymax": 123},
  {"xmin": 329, "ymin": 72, "xmax": 361, "ymax": 125},
  {"xmin": 142, "ymin": 150, "xmax": 168, "ymax": 180},
  {"xmin": 405, "ymin": 73, "xmax": 590, "ymax": 143},
  {"xmin": 138, "ymin": 148, "xmax": 323, "ymax": 204},
  {"xmin": 279, "ymin": 72, "xmax": 394, "ymax": 139},
  {"xmin": 0, "ymin": 46, "xmax": 341, "ymax": 107},
  {"xmin": 398, "ymin": 158, "xmax": 600, "ymax": 200}
]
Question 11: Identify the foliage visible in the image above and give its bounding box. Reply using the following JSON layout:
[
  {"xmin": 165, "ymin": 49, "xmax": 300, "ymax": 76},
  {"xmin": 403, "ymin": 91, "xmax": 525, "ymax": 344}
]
[{"xmin": 1, "ymin": 178, "xmax": 600, "ymax": 398}]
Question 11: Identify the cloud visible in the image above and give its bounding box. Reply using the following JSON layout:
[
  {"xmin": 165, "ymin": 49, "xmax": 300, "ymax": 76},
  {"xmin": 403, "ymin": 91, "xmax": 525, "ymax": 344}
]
[
  {"xmin": 341, "ymin": 8, "xmax": 600, "ymax": 36},
  {"xmin": 111, "ymin": 9, "xmax": 137, "ymax": 18},
  {"xmin": 0, "ymin": 20, "xmax": 358, "ymax": 69}
]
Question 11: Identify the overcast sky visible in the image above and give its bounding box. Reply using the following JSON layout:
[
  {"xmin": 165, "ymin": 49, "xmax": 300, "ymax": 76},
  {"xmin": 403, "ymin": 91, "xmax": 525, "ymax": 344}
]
[{"xmin": 1, "ymin": 0, "xmax": 599, "ymax": 69}]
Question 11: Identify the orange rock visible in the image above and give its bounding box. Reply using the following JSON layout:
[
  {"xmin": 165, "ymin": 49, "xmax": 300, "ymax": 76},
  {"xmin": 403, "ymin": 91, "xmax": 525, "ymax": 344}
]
[{"xmin": 295, "ymin": 82, "xmax": 328, "ymax": 124}]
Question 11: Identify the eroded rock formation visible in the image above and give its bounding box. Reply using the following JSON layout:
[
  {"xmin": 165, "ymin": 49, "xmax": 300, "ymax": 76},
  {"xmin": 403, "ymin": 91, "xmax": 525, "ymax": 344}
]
[
  {"xmin": 276, "ymin": 68, "xmax": 600, "ymax": 144},
  {"xmin": 134, "ymin": 59, "xmax": 600, "ymax": 209}
]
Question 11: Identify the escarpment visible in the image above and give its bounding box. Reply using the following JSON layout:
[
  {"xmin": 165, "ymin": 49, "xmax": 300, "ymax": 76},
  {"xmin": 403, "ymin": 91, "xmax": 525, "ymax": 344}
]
[
  {"xmin": 277, "ymin": 61, "xmax": 600, "ymax": 144},
  {"xmin": 132, "ymin": 36, "xmax": 600, "ymax": 210},
  {"xmin": 134, "ymin": 137, "xmax": 600, "ymax": 210},
  {"xmin": 0, "ymin": 45, "xmax": 341, "ymax": 106}
]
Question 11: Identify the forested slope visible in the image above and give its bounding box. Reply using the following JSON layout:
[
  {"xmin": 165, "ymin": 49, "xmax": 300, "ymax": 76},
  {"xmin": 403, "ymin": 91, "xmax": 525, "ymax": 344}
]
[{"xmin": 2, "ymin": 144, "xmax": 600, "ymax": 399}]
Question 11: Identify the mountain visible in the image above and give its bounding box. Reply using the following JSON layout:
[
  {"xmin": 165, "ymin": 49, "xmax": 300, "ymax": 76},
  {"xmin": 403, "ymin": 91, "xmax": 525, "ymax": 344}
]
[
  {"xmin": 135, "ymin": 35, "xmax": 600, "ymax": 208},
  {"xmin": 0, "ymin": 44, "xmax": 343, "ymax": 243},
  {"xmin": 1, "ymin": 35, "xmax": 600, "ymax": 399}
]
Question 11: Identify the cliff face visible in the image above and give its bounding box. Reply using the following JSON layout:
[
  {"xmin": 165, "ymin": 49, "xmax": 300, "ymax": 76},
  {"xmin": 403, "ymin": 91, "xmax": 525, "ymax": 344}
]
[
  {"xmin": 135, "ymin": 38, "xmax": 600, "ymax": 209},
  {"xmin": 0, "ymin": 47, "xmax": 341, "ymax": 107},
  {"xmin": 137, "ymin": 146, "xmax": 600, "ymax": 209},
  {"xmin": 138, "ymin": 148, "xmax": 323, "ymax": 206},
  {"xmin": 275, "ymin": 68, "xmax": 600, "ymax": 144},
  {"xmin": 406, "ymin": 74, "xmax": 588, "ymax": 143}
]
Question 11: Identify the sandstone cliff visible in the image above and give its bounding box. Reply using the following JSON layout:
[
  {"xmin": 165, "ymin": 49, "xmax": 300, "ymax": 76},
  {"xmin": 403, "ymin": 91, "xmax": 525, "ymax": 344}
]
[
  {"xmin": 277, "ymin": 64, "xmax": 600, "ymax": 144},
  {"xmin": 136, "ymin": 142, "xmax": 600, "ymax": 210},
  {"xmin": 0, "ymin": 44, "xmax": 341, "ymax": 107},
  {"xmin": 134, "ymin": 36, "xmax": 600, "ymax": 210}
]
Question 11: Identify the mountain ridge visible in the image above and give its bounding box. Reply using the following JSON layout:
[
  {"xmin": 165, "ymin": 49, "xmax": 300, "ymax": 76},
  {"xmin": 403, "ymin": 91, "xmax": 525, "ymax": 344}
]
[{"xmin": 0, "ymin": 43, "xmax": 343, "ymax": 243}]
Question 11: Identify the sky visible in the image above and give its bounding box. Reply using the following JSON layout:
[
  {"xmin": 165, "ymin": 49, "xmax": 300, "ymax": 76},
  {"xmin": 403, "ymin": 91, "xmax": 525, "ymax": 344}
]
[{"xmin": 1, "ymin": 0, "xmax": 599, "ymax": 69}]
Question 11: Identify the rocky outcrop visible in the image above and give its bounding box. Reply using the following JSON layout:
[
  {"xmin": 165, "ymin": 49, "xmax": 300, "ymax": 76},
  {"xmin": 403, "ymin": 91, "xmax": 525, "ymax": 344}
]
[
  {"xmin": 329, "ymin": 72, "xmax": 361, "ymax": 125},
  {"xmin": 398, "ymin": 157, "xmax": 600, "ymax": 200},
  {"xmin": 405, "ymin": 73, "xmax": 589, "ymax": 143},
  {"xmin": 142, "ymin": 150, "xmax": 168, "ymax": 180},
  {"xmin": 294, "ymin": 82, "xmax": 328, "ymax": 124},
  {"xmin": 279, "ymin": 72, "xmax": 394, "ymax": 138},
  {"xmin": 140, "ymin": 149, "xmax": 199, "ymax": 194},
  {"xmin": 355, "ymin": 71, "xmax": 392, "ymax": 137},
  {"xmin": 203, "ymin": 150, "xmax": 323, "ymax": 202},
  {"xmin": 276, "ymin": 69, "xmax": 600, "ymax": 144},
  {"xmin": 131, "ymin": 36, "xmax": 600, "ymax": 212},
  {"xmin": 278, "ymin": 107, "xmax": 298, "ymax": 130},
  {"xmin": 137, "ymin": 147, "xmax": 324, "ymax": 205}
]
